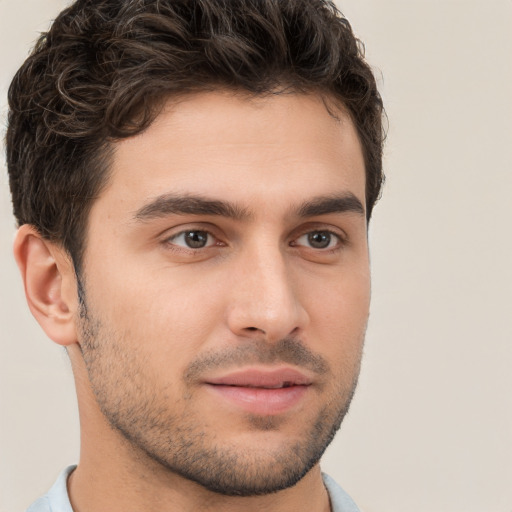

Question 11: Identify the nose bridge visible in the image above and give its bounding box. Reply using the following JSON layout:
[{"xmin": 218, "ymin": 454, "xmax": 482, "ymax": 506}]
[{"xmin": 227, "ymin": 238, "xmax": 307, "ymax": 340}]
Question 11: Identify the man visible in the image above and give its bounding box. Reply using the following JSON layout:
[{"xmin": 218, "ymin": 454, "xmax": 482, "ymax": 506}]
[{"xmin": 6, "ymin": 0, "xmax": 384, "ymax": 510}]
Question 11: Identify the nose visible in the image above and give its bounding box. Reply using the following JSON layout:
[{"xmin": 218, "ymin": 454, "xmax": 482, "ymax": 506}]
[{"xmin": 226, "ymin": 243, "xmax": 309, "ymax": 342}]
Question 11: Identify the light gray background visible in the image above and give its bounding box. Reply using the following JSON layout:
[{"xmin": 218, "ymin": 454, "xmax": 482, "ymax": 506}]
[{"xmin": 1, "ymin": 1, "xmax": 511, "ymax": 511}]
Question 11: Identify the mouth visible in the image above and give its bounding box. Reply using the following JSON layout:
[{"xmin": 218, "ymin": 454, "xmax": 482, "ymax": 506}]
[
  {"xmin": 203, "ymin": 368, "xmax": 312, "ymax": 415},
  {"xmin": 222, "ymin": 381, "xmax": 296, "ymax": 389},
  {"xmin": 205, "ymin": 367, "xmax": 312, "ymax": 387}
]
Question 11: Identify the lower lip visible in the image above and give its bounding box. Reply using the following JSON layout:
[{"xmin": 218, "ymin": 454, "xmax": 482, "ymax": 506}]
[{"xmin": 205, "ymin": 384, "xmax": 309, "ymax": 415}]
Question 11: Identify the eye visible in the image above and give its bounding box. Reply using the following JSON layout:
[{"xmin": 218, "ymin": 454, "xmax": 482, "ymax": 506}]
[
  {"xmin": 293, "ymin": 230, "xmax": 341, "ymax": 250},
  {"xmin": 167, "ymin": 230, "xmax": 216, "ymax": 249}
]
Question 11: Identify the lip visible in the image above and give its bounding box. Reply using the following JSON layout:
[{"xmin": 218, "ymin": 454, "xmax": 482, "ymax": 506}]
[{"xmin": 204, "ymin": 367, "xmax": 312, "ymax": 415}]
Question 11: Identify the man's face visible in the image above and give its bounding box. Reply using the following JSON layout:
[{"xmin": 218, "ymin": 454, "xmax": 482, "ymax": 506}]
[{"xmin": 78, "ymin": 91, "xmax": 370, "ymax": 495}]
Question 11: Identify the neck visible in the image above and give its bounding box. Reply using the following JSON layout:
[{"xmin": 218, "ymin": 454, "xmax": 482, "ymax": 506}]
[{"xmin": 68, "ymin": 456, "xmax": 331, "ymax": 512}]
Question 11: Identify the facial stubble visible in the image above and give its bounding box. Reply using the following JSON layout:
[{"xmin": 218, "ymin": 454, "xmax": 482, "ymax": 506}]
[{"xmin": 77, "ymin": 290, "xmax": 363, "ymax": 497}]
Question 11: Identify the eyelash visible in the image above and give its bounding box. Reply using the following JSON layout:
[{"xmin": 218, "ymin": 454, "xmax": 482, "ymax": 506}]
[
  {"xmin": 162, "ymin": 227, "xmax": 346, "ymax": 255},
  {"xmin": 163, "ymin": 229, "xmax": 221, "ymax": 253},
  {"xmin": 291, "ymin": 230, "xmax": 345, "ymax": 252}
]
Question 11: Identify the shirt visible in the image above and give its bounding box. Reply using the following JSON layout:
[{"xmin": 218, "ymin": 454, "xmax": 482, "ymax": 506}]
[{"xmin": 26, "ymin": 465, "xmax": 361, "ymax": 512}]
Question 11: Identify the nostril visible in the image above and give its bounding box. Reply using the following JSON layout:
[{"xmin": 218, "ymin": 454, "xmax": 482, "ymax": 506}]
[{"xmin": 244, "ymin": 326, "xmax": 267, "ymax": 335}]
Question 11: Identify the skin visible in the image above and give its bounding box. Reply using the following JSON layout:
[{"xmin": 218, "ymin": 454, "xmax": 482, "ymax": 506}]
[{"xmin": 15, "ymin": 91, "xmax": 370, "ymax": 512}]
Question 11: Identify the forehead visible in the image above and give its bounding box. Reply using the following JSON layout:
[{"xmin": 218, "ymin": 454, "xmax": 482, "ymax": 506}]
[{"xmin": 93, "ymin": 90, "xmax": 366, "ymax": 221}]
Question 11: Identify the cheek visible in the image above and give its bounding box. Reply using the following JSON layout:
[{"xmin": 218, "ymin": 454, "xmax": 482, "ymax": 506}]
[
  {"xmin": 303, "ymin": 265, "xmax": 370, "ymax": 358},
  {"xmin": 84, "ymin": 260, "xmax": 228, "ymax": 364}
]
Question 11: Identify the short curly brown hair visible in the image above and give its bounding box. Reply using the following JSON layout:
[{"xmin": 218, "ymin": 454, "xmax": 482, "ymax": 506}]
[{"xmin": 6, "ymin": 0, "xmax": 384, "ymax": 271}]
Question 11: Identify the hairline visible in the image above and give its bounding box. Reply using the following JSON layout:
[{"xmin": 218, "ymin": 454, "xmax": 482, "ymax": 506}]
[{"xmin": 60, "ymin": 86, "xmax": 366, "ymax": 276}]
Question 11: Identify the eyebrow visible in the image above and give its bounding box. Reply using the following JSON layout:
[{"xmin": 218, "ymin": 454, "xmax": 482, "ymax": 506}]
[
  {"xmin": 133, "ymin": 192, "xmax": 365, "ymax": 223},
  {"xmin": 296, "ymin": 193, "xmax": 365, "ymax": 218},
  {"xmin": 134, "ymin": 194, "xmax": 251, "ymax": 221}
]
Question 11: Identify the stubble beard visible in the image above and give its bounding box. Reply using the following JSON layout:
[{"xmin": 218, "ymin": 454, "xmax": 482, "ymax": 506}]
[{"xmin": 77, "ymin": 290, "xmax": 363, "ymax": 497}]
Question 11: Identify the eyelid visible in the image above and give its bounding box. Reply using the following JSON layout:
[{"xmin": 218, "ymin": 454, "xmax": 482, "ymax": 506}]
[
  {"xmin": 290, "ymin": 223, "xmax": 348, "ymax": 247},
  {"xmin": 160, "ymin": 224, "xmax": 226, "ymax": 251},
  {"xmin": 292, "ymin": 230, "xmax": 344, "ymax": 250},
  {"xmin": 167, "ymin": 230, "xmax": 216, "ymax": 248}
]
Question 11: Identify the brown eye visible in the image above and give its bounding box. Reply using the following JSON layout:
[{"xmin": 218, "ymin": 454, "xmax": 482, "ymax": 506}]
[
  {"xmin": 307, "ymin": 231, "xmax": 332, "ymax": 249},
  {"xmin": 184, "ymin": 231, "xmax": 209, "ymax": 248},
  {"xmin": 293, "ymin": 230, "xmax": 341, "ymax": 250},
  {"xmin": 169, "ymin": 230, "xmax": 214, "ymax": 249}
]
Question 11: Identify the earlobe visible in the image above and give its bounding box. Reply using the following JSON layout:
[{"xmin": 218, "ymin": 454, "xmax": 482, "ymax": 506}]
[{"xmin": 13, "ymin": 225, "xmax": 78, "ymax": 346}]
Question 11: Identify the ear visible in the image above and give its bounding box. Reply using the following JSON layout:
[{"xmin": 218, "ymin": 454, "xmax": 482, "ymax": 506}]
[{"xmin": 13, "ymin": 225, "xmax": 79, "ymax": 346}]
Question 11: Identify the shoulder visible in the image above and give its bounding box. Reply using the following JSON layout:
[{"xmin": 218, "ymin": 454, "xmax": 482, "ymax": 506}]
[
  {"xmin": 322, "ymin": 473, "xmax": 361, "ymax": 512},
  {"xmin": 25, "ymin": 465, "xmax": 76, "ymax": 512}
]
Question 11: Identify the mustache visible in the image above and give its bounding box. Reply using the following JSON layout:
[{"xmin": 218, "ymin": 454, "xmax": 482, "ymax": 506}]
[{"xmin": 184, "ymin": 337, "xmax": 330, "ymax": 383}]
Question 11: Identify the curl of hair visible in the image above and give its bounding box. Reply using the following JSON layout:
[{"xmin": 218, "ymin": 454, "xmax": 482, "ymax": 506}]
[{"xmin": 7, "ymin": 0, "xmax": 385, "ymax": 269}]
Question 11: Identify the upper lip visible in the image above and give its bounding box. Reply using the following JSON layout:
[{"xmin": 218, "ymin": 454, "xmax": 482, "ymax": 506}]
[{"xmin": 204, "ymin": 367, "xmax": 313, "ymax": 389}]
